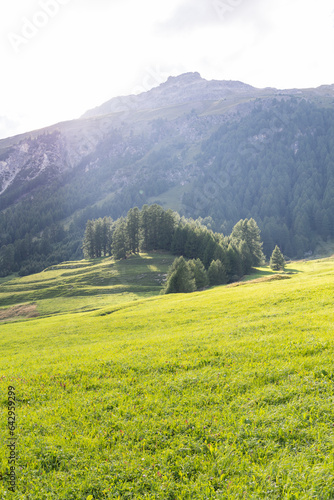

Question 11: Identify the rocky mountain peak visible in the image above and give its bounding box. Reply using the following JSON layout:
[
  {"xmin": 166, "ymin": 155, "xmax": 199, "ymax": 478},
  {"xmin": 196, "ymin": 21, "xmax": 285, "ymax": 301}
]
[
  {"xmin": 165, "ymin": 72, "xmax": 203, "ymax": 84},
  {"xmin": 82, "ymin": 72, "xmax": 256, "ymax": 119}
]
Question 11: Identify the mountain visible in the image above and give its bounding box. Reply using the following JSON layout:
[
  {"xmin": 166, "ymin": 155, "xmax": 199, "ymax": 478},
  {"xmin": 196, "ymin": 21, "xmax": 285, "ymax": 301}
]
[
  {"xmin": 1, "ymin": 73, "xmax": 334, "ymax": 276},
  {"xmin": 82, "ymin": 72, "xmax": 258, "ymax": 117}
]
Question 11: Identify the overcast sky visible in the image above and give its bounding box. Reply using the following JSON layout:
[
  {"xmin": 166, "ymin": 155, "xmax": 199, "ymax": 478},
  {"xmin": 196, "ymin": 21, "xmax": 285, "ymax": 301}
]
[{"xmin": 1, "ymin": 0, "xmax": 333, "ymax": 139}]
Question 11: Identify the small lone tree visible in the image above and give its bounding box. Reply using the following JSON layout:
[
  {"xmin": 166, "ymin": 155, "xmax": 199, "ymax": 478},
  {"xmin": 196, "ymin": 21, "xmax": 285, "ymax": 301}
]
[
  {"xmin": 164, "ymin": 256, "xmax": 196, "ymax": 294},
  {"xmin": 270, "ymin": 245, "xmax": 285, "ymax": 271}
]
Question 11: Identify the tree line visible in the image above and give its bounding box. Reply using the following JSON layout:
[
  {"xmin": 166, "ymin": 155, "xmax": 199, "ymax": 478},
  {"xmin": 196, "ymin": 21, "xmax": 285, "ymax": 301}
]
[
  {"xmin": 82, "ymin": 204, "xmax": 265, "ymax": 290},
  {"xmin": 0, "ymin": 222, "xmax": 82, "ymax": 278}
]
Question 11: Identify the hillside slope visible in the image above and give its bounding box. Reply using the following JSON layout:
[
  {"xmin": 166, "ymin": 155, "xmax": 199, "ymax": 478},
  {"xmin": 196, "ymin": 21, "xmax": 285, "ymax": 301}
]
[
  {"xmin": 0, "ymin": 256, "xmax": 333, "ymax": 498},
  {"xmin": 0, "ymin": 252, "xmax": 175, "ymax": 318}
]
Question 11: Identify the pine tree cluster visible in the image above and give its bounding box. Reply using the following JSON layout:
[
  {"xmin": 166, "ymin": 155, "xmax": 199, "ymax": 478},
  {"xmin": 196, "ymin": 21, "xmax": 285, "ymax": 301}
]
[{"xmin": 82, "ymin": 204, "xmax": 265, "ymax": 291}]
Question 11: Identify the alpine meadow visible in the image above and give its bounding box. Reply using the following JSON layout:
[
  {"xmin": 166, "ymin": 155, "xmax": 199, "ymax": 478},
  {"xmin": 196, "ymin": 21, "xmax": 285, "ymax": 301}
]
[
  {"xmin": 0, "ymin": 253, "xmax": 334, "ymax": 499},
  {"xmin": 1, "ymin": 70, "xmax": 334, "ymax": 500}
]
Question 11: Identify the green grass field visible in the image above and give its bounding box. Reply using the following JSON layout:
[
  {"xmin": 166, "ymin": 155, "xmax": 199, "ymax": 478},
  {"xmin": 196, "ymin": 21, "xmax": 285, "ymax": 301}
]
[
  {"xmin": 0, "ymin": 253, "xmax": 175, "ymax": 319},
  {"xmin": 0, "ymin": 254, "xmax": 333, "ymax": 499}
]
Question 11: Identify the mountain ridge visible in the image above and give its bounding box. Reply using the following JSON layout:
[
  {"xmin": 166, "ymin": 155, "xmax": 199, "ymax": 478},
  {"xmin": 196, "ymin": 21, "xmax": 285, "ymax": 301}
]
[
  {"xmin": 1, "ymin": 73, "xmax": 334, "ymax": 147},
  {"xmin": 82, "ymin": 72, "xmax": 334, "ymax": 119},
  {"xmin": 81, "ymin": 72, "xmax": 260, "ymax": 118},
  {"xmin": 1, "ymin": 73, "xmax": 334, "ymax": 276}
]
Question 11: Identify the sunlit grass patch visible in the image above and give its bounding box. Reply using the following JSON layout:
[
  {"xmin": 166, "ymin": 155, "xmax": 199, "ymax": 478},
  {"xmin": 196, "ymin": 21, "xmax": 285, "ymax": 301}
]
[
  {"xmin": 0, "ymin": 256, "xmax": 333, "ymax": 498},
  {"xmin": 0, "ymin": 253, "xmax": 175, "ymax": 316}
]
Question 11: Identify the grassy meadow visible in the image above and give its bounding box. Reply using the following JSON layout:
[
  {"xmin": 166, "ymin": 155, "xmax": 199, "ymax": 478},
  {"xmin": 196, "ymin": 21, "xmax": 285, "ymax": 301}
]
[
  {"xmin": 0, "ymin": 253, "xmax": 333, "ymax": 499},
  {"xmin": 0, "ymin": 253, "xmax": 175, "ymax": 318}
]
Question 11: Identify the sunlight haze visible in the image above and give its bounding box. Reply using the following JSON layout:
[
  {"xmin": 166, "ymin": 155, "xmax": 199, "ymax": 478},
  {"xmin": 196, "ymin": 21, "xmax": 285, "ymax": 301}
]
[{"xmin": 0, "ymin": 0, "xmax": 333, "ymax": 139}]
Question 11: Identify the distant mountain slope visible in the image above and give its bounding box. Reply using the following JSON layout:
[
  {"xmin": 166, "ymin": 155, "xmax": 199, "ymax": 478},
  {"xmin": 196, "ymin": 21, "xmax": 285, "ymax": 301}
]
[{"xmin": 1, "ymin": 73, "xmax": 334, "ymax": 276}]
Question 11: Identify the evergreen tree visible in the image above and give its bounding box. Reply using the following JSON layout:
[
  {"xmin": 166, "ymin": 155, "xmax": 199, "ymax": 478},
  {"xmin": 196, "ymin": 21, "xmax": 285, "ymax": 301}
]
[
  {"xmin": 140, "ymin": 204, "xmax": 150, "ymax": 251},
  {"xmin": 247, "ymin": 218, "xmax": 265, "ymax": 266},
  {"xmin": 147, "ymin": 204, "xmax": 160, "ymax": 250},
  {"xmin": 231, "ymin": 218, "xmax": 265, "ymax": 268},
  {"xmin": 112, "ymin": 218, "xmax": 128, "ymax": 260},
  {"xmin": 140, "ymin": 204, "xmax": 162, "ymax": 251},
  {"xmin": 270, "ymin": 245, "xmax": 285, "ymax": 271},
  {"xmin": 163, "ymin": 256, "xmax": 196, "ymax": 294},
  {"xmin": 158, "ymin": 209, "xmax": 177, "ymax": 250},
  {"xmin": 188, "ymin": 258, "xmax": 209, "ymax": 290},
  {"xmin": 208, "ymin": 259, "xmax": 227, "ymax": 286},
  {"xmin": 94, "ymin": 219, "xmax": 103, "ymax": 258},
  {"xmin": 226, "ymin": 243, "xmax": 243, "ymax": 280},
  {"xmin": 171, "ymin": 226, "xmax": 189, "ymax": 255},
  {"xmin": 238, "ymin": 240, "xmax": 253, "ymax": 275},
  {"xmin": 82, "ymin": 220, "xmax": 95, "ymax": 258},
  {"xmin": 102, "ymin": 217, "xmax": 113, "ymax": 256},
  {"xmin": 126, "ymin": 207, "xmax": 140, "ymax": 254},
  {"xmin": 202, "ymin": 236, "xmax": 218, "ymax": 269},
  {"xmin": 185, "ymin": 229, "xmax": 200, "ymax": 259}
]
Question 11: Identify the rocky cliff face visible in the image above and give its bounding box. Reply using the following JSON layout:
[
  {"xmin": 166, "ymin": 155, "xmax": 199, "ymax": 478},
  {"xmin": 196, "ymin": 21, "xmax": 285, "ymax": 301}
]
[
  {"xmin": 0, "ymin": 117, "xmax": 123, "ymax": 199},
  {"xmin": 0, "ymin": 132, "xmax": 65, "ymax": 196}
]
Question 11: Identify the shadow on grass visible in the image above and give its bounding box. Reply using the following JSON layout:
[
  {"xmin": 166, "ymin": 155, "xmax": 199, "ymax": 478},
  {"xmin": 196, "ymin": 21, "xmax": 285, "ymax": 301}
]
[
  {"xmin": 242, "ymin": 266, "xmax": 303, "ymax": 282},
  {"xmin": 249, "ymin": 269, "xmax": 274, "ymax": 277}
]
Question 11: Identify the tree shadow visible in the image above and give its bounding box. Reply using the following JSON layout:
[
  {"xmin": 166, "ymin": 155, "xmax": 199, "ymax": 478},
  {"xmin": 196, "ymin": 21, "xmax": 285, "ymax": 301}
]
[{"xmin": 250, "ymin": 268, "xmax": 274, "ymax": 276}]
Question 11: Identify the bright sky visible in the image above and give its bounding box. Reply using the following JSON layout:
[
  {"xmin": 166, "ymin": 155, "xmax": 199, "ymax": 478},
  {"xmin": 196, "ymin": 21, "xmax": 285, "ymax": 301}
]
[{"xmin": 1, "ymin": 0, "xmax": 333, "ymax": 139}]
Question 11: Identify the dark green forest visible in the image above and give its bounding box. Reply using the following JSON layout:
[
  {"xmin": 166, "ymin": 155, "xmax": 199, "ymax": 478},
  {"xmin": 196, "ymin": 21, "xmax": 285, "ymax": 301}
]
[
  {"xmin": 81, "ymin": 204, "xmax": 265, "ymax": 288},
  {"xmin": 184, "ymin": 99, "xmax": 334, "ymax": 257},
  {"xmin": 0, "ymin": 98, "xmax": 333, "ymax": 277}
]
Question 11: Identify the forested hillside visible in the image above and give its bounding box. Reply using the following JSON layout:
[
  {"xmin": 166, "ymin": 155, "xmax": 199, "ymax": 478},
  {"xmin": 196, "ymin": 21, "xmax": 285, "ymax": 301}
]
[
  {"xmin": 0, "ymin": 74, "xmax": 334, "ymax": 276},
  {"xmin": 185, "ymin": 99, "xmax": 334, "ymax": 257},
  {"xmin": 81, "ymin": 204, "xmax": 264, "ymax": 290}
]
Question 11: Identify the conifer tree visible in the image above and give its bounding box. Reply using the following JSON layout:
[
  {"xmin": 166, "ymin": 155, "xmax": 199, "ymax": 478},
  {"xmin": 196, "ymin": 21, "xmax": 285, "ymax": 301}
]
[
  {"xmin": 163, "ymin": 256, "xmax": 196, "ymax": 294},
  {"xmin": 158, "ymin": 209, "xmax": 177, "ymax": 251},
  {"xmin": 112, "ymin": 218, "xmax": 128, "ymax": 260},
  {"xmin": 126, "ymin": 207, "xmax": 140, "ymax": 254},
  {"xmin": 171, "ymin": 226, "xmax": 189, "ymax": 255},
  {"xmin": 102, "ymin": 217, "xmax": 113, "ymax": 256},
  {"xmin": 188, "ymin": 258, "xmax": 209, "ymax": 290},
  {"xmin": 202, "ymin": 236, "xmax": 217, "ymax": 269},
  {"xmin": 140, "ymin": 204, "xmax": 161, "ymax": 251},
  {"xmin": 82, "ymin": 220, "xmax": 95, "ymax": 258},
  {"xmin": 83, "ymin": 218, "xmax": 113, "ymax": 258},
  {"xmin": 238, "ymin": 240, "xmax": 253, "ymax": 275},
  {"xmin": 208, "ymin": 259, "xmax": 227, "ymax": 286},
  {"xmin": 270, "ymin": 245, "xmax": 285, "ymax": 271},
  {"xmin": 94, "ymin": 219, "xmax": 103, "ymax": 258},
  {"xmin": 226, "ymin": 243, "xmax": 243, "ymax": 280},
  {"xmin": 231, "ymin": 218, "xmax": 265, "ymax": 268},
  {"xmin": 247, "ymin": 218, "xmax": 265, "ymax": 266}
]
